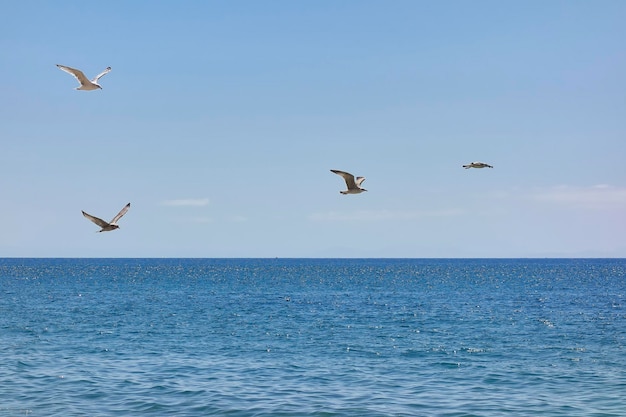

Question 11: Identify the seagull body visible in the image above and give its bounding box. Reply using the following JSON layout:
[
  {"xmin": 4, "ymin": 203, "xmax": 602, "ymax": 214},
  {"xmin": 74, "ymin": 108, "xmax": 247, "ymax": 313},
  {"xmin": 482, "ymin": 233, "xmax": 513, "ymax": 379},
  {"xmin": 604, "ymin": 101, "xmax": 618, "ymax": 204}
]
[
  {"xmin": 82, "ymin": 203, "xmax": 130, "ymax": 232},
  {"xmin": 463, "ymin": 162, "xmax": 493, "ymax": 169},
  {"xmin": 331, "ymin": 169, "xmax": 367, "ymax": 194},
  {"xmin": 57, "ymin": 64, "xmax": 111, "ymax": 90}
]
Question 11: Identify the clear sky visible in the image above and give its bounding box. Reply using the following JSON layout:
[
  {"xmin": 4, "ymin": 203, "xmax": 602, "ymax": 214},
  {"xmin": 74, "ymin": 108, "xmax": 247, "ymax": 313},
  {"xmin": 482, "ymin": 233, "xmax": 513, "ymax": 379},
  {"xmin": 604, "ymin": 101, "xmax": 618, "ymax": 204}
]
[{"xmin": 1, "ymin": 1, "xmax": 625, "ymax": 258}]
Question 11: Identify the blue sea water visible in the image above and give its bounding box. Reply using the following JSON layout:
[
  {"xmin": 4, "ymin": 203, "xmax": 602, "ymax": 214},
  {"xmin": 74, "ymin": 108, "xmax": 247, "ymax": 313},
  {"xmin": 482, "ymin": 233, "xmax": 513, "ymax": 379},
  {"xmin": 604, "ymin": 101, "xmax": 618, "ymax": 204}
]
[{"xmin": 0, "ymin": 258, "xmax": 624, "ymax": 416}]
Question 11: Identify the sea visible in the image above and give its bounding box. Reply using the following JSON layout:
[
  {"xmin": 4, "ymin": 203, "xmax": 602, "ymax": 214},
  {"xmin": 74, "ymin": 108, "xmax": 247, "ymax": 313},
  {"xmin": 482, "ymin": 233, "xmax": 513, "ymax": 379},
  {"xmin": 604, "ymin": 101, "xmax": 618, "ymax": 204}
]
[{"xmin": 0, "ymin": 258, "xmax": 624, "ymax": 416}]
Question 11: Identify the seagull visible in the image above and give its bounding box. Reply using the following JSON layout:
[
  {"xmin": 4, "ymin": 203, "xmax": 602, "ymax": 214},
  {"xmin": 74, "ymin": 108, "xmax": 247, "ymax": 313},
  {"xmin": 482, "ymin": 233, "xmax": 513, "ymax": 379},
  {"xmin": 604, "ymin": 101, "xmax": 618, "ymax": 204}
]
[
  {"xmin": 463, "ymin": 162, "xmax": 493, "ymax": 169},
  {"xmin": 56, "ymin": 64, "xmax": 111, "ymax": 90},
  {"xmin": 331, "ymin": 169, "xmax": 367, "ymax": 194},
  {"xmin": 82, "ymin": 203, "xmax": 130, "ymax": 232}
]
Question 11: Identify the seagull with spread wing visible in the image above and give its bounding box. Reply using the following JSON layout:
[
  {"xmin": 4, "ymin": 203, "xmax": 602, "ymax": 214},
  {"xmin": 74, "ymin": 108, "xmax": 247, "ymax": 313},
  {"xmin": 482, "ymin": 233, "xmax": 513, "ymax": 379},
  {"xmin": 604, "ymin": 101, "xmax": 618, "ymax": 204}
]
[
  {"xmin": 331, "ymin": 170, "xmax": 367, "ymax": 195},
  {"xmin": 82, "ymin": 203, "xmax": 130, "ymax": 232},
  {"xmin": 56, "ymin": 64, "xmax": 111, "ymax": 90},
  {"xmin": 462, "ymin": 162, "xmax": 493, "ymax": 169}
]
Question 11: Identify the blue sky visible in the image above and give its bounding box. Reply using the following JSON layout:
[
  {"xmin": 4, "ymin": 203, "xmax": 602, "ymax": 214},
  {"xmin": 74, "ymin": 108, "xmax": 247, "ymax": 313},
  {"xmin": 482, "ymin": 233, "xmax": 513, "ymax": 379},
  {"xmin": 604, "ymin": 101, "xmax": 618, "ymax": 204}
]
[{"xmin": 1, "ymin": 1, "xmax": 625, "ymax": 257}]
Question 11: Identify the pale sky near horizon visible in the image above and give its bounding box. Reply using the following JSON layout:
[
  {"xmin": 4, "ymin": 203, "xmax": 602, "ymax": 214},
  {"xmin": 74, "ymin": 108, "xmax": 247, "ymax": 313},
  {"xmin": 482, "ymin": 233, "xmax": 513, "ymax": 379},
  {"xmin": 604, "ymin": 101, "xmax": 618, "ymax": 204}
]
[{"xmin": 1, "ymin": 1, "xmax": 625, "ymax": 258}]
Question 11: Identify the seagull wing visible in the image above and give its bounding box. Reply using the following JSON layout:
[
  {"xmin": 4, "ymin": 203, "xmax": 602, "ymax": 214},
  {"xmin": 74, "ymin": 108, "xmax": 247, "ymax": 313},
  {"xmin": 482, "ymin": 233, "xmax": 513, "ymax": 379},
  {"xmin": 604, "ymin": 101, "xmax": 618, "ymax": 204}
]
[
  {"xmin": 92, "ymin": 66, "xmax": 111, "ymax": 83},
  {"xmin": 331, "ymin": 170, "xmax": 357, "ymax": 189},
  {"xmin": 57, "ymin": 64, "xmax": 90, "ymax": 86},
  {"xmin": 355, "ymin": 176, "xmax": 366, "ymax": 187},
  {"xmin": 110, "ymin": 203, "xmax": 130, "ymax": 224},
  {"xmin": 82, "ymin": 211, "xmax": 110, "ymax": 228}
]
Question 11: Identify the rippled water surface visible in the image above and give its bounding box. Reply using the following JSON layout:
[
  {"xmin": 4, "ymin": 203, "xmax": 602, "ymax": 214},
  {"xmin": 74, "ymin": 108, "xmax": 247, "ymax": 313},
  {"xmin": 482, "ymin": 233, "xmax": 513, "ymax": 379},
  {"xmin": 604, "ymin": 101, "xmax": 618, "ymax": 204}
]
[{"xmin": 1, "ymin": 258, "xmax": 625, "ymax": 416}]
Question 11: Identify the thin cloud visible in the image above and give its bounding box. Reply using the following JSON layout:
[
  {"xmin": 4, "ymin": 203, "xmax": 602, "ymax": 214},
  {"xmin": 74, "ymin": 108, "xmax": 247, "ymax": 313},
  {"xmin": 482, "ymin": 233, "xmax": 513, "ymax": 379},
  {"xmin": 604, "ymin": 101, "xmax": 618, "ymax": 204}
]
[
  {"xmin": 228, "ymin": 215, "xmax": 248, "ymax": 222},
  {"xmin": 188, "ymin": 216, "xmax": 213, "ymax": 223},
  {"xmin": 160, "ymin": 198, "xmax": 210, "ymax": 207},
  {"xmin": 171, "ymin": 216, "xmax": 214, "ymax": 224},
  {"xmin": 528, "ymin": 185, "xmax": 626, "ymax": 209},
  {"xmin": 309, "ymin": 208, "xmax": 464, "ymax": 222}
]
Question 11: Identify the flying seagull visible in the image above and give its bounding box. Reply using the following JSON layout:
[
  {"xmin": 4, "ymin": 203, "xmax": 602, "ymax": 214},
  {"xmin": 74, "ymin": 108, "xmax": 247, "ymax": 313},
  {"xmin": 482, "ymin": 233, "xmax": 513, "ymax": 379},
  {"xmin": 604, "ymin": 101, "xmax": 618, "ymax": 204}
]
[
  {"xmin": 56, "ymin": 64, "xmax": 111, "ymax": 90},
  {"xmin": 463, "ymin": 162, "xmax": 493, "ymax": 169},
  {"xmin": 82, "ymin": 203, "xmax": 130, "ymax": 232},
  {"xmin": 331, "ymin": 169, "xmax": 367, "ymax": 194}
]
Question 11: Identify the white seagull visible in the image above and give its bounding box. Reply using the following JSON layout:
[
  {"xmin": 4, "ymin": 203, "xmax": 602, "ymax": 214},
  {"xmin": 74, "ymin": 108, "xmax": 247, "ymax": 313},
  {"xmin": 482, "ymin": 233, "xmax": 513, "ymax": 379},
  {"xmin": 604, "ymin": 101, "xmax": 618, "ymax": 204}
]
[
  {"xmin": 331, "ymin": 169, "xmax": 367, "ymax": 194},
  {"xmin": 56, "ymin": 64, "xmax": 111, "ymax": 90},
  {"xmin": 82, "ymin": 203, "xmax": 130, "ymax": 232},
  {"xmin": 463, "ymin": 162, "xmax": 493, "ymax": 169}
]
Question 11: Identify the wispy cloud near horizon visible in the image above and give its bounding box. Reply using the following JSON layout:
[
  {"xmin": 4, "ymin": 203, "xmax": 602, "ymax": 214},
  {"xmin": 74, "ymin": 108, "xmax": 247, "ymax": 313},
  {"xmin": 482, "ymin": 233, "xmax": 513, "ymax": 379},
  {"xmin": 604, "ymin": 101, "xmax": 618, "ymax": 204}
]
[
  {"xmin": 160, "ymin": 198, "xmax": 210, "ymax": 207},
  {"xmin": 169, "ymin": 216, "xmax": 214, "ymax": 224},
  {"xmin": 309, "ymin": 208, "xmax": 465, "ymax": 222},
  {"xmin": 527, "ymin": 185, "xmax": 626, "ymax": 209}
]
